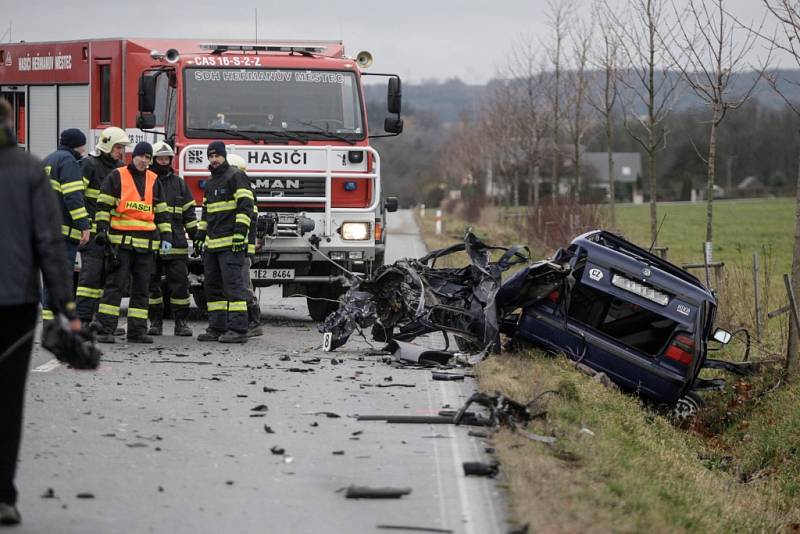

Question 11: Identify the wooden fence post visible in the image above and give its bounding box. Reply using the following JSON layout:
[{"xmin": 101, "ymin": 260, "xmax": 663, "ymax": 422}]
[
  {"xmin": 753, "ymin": 252, "xmax": 762, "ymax": 341},
  {"xmin": 784, "ymin": 273, "xmax": 800, "ymax": 374}
]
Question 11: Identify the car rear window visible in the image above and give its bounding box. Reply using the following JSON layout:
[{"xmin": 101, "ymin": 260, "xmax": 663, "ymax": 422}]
[{"xmin": 567, "ymin": 275, "xmax": 679, "ymax": 357}]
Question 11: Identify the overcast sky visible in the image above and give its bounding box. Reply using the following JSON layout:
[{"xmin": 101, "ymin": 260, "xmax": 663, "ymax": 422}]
[{"xmin": 1, "ymin": 0, "xmax": 790, "ymax": 84}]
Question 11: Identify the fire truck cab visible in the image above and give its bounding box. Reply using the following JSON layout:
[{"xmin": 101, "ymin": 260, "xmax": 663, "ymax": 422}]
[{"xmin": 0, "ymin": 38, "xmax": 402, "ymax": 321}]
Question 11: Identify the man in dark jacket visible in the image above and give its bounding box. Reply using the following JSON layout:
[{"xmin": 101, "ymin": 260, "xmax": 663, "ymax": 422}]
[
  {"xmin": 0, "ymin": 100, "xmax": 81, "ymax": 526},
  {"xmin": 40, "ymin": 128, "xmax": 90, "ymax": 322},
  {"xmin": 94, "ymin": 142, "xmax": 172, "ymax": 343},
  {"xmin": 194, "ymin": 141, "xmax": 254, "ymax": 343},
  {"xmin": 75, "ymin": 126, "xmax": 130, "ymax": 331},
  {"xmin": 147, "ymin": 141, "xmax": 198, "ymax": 337}
]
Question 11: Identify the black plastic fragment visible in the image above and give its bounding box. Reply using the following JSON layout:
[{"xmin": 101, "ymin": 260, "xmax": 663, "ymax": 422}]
[
  {"xmin": 462, "ymin": 462, "xmax": 499, "ymax": 477},
  {"xmin": 345, "ymin": 486, "xmax": 412, "ymax": 499}
]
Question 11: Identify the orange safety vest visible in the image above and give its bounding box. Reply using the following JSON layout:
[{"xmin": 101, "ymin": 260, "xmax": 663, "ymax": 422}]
[{"xmin": 110, "ymin": 167, "xmax": 157, "ymax": 232}]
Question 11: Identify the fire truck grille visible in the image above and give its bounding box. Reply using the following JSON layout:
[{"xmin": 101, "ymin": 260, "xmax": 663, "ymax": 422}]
[{"xmin": 251, "ymin": 177, "xmax": 325, "ymax": 198}]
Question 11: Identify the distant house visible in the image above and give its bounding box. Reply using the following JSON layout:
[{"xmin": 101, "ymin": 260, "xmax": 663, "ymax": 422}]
[
  {"xmin": 582, "ymin": 152, "xmax": 643, "ymax": 202},
  {"xmin": 736, "ymin": 176, "xmax": 766, "ymax": 197}
]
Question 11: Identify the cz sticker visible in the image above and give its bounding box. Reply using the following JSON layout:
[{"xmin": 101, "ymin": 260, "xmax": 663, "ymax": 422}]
[{"xmin": 589, "ymin": 268, "xmax": 604, "ymax": 281}]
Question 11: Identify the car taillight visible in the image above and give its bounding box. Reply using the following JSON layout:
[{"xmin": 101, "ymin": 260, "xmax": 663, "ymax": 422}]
[
  {"xmin": 547, "ymin": 290, "xmax": 560, "ymax": 303},
  {"xmin": 664, "ymin": 334, "xmax": 695, "ymax": 365}
]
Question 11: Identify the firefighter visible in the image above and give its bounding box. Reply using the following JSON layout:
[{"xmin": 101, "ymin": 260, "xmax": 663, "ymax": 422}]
[
  {"xmin": 75, "ymin": 126, "xmax": 131, "ymax": 332},
  {"xmin": 147, "ymin": 141, "xmax": 198, "ymax": 337},
  {"xmin": 226, "ymin": 153, "xmax": 263, "ymax": 337},
  {"xmin": 40, "ymin": 129, "xmax": 91, "ymax": 323},
  {"xmin": 0, "ymin": 99, "xmax": 80, "ymax": 526},
  {"xmin": 194, "ymin": 141, "xmax": 253, "ymax": 343},
  {"xmin": 93, "ymin": 142, "xmax": 172, "ymax": 344}
]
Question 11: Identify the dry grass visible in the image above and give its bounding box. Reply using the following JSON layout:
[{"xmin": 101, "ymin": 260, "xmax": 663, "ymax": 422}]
[{"xmin": 478, "ymin": 354, "xmax": 795, "ymax": 533}]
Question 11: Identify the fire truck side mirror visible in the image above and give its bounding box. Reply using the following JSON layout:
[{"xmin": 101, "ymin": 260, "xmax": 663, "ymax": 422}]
[
  {"xmin": 384, "ymin": 117, "xmax": 404, "ymax": 134},
  {"xmin": 139, "ymin": 73, "xmax": 159, "ymax": 114},
  {"xmin": 384, "ymin": 197, "xmax": 399, "ymax": 213},
  {"xmin": 387, "ymin": 77, "xmax": 402, "ymax": 114},
  {"xmin": 137, "ymin": 114, "xmax": 157, "ymax": 130}
]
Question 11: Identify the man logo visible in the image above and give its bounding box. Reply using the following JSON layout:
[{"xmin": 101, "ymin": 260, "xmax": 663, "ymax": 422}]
[
  {"xmin": 589, "ymin": 268, "xmax": 603, "ymax": 281},
  {"xmin": 253, "ymin": 179, "xmax": 301, "ymax": 189}
]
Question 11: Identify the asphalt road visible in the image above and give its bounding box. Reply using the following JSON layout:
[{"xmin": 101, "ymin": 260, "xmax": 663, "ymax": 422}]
[{"xmin": 14, "ymin": 210, "xmax": 508, "ymax": 534}]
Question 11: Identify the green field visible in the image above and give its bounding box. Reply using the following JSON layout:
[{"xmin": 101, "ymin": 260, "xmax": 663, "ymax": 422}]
[{"xmin": 614, "ymin": 198, "xmax": 795, "ymax": 276}]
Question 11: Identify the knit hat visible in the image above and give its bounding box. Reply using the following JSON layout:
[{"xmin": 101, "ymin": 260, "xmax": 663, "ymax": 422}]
[
  {"xmin": 59, "ymin": 128, "xmax": 86, "ymax": 149},
  {"xmin": 132, "ymin": 141, "xmax": 153, "ymax": 158},
  {"xmin": 207, "ymin": 141, "xmax": 227, "ymax": 158}
]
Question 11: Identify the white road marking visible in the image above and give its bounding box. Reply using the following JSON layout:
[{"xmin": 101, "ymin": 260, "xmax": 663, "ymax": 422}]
[
  {"xmin": 425, "ymin": 373, "xmax": 451, "ymax": 530},
  {"xmin": 31, "ymin": 358, "xmax": 61, "ymax": 373},
  {"xmin": 439, "ymin": 380, "xmax": 478, "ymax": 534}
]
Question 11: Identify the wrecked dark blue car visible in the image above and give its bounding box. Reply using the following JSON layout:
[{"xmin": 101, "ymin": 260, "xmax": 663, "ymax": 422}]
[{"xmin": 499, "ymin": 230, "xmax": 739, "ymax": 413}]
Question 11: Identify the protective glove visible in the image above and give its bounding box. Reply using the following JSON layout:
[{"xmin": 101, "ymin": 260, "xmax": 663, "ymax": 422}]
[
  {"xmin": 192, "ymin": 238, "xmax": 205, "ymax": 256},
  {"xmin": 160, "ymin": 241, "xmax": 173, "ymax": 254},
  {"xmin": 231, "ymin": 233, "xmax": 247, "ymax": 253},
  {"xmin": 95, "ymin": 231, "xmax": 109, "ymax": 247}
]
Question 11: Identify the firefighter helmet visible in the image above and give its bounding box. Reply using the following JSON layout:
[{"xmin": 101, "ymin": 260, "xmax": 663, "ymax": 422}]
[
  {"xmin": 152, "ymin": 141, "xmax": 175, "ymax": 158},
  {"xmin": 96, "ymin": 127, "xmax": 131, "ymax": 153},
  {"xmin": 227, "ymin": 153, "xmax": 247, "ymax": 171}
]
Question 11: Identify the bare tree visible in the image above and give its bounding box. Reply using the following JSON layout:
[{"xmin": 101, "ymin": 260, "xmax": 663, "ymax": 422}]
[
  {"xmin": 564, "ymin": 16, "xmax": 595, "ymax": 201},
  {"xmin": 544, "ymin": 0, "xmax": 574, "ymax": 201},
  {"xmin": 757, "ymin": 0, "xmax": 800, "ymax": 369},
  {"xmin": 504, "ymin": 36, "xmax": 552, "ymax": 208},
  {"xmin": 607, "ymin": 0, "xmax": 682, "ymax": 244},
  {"xmin": 671, "ymin": 0, "xmax": 766, "ymax": 249},
  {"xmin": 588, "ymin": 1, "xmax": 622, "ymax": 227}
]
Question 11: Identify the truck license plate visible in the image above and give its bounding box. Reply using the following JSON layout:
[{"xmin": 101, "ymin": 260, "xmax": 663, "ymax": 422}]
[{"xmin": 251, "ymin": 269, "xmax": 295, "ymax": 280}]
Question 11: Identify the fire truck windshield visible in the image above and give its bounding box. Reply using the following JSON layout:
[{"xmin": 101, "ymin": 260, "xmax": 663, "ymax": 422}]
[{"xmin": 184, "ymin": 68, "xmax": 364, "ymax": 141}]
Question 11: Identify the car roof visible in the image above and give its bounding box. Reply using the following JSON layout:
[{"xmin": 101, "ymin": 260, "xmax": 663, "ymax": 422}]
[{"xmin": 571, "ymin": 230, "xmax": 716, "ymax": 305}]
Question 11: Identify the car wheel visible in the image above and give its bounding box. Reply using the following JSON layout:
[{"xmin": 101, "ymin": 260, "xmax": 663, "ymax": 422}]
[{"xmin": 671, "ymin": 392, "xmax": 704, "ymax": 426}]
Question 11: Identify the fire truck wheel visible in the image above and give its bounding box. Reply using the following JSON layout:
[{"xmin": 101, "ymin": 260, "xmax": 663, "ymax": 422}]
[{"xmin": 307, "ymin": 297, "xmax": 339, "ymax": 323}]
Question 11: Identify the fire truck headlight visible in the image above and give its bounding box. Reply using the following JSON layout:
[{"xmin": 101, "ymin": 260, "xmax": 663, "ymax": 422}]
[
  {"xmin": 340, "ymin": 222, "xmax": 370, "ymax": 240},
  {"xmin": 347, "ymin": 151, "xmax": 364, "ymax": 164}
]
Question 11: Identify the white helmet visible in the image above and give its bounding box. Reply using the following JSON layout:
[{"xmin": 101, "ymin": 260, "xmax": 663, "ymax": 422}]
[
  {"xmin": 152, "ymin": 141, "xmax": 175, "ymax": 158},
  {"xmin": 95, "ymin": 126, "xmax": 131, "ymax": 154},
  {"xmin": 227, "ymin": 153, "xmax": 247, "ymax": 171}
]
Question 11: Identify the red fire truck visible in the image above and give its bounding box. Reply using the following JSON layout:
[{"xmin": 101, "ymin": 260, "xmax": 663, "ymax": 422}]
[{"xmin": 0, "ymin": 38, "xmax": 402, "ymax": 320}]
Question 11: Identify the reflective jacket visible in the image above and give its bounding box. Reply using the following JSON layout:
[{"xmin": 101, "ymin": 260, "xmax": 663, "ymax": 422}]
[
  {"xmin": 0, "ymin": 127, "xmax": 76, "ymax": 318},
  {"xmin": 195, "ymin": 161, "xmax": 254, "ymax": 252},
  {"xmin": 42, "ymin": 146, "xmax": 90, "ymax": 242},
  {"xmin": 81, "ymin": 152, "xmax": 123, "ymax": 232},
  {"xmin": 151, "ymin": 165, "xmax": 198, "ymax": 259},
  {"xmin": 95, "ymin": 164, "xmax": 172, "ymax": 253}
]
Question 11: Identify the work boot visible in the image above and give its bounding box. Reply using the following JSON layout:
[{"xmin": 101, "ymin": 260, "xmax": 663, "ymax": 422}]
[
  {"xmin": 247, "ymin": 322, "xmax": 263, "ymax": 338},
  {"xmin": 219, "ymin": 330, "xmax": 248, "ymax": 344},
  {"xmin": 147, "ymin": 319, "xmax": 163, "ymax": 336},
  {"xmin": 0, "ymin": 503, "xmax": 21, "ymax": 525},
  {"xmin": 174, "ymin": 319, "xmax": 193, "ymax": 337},
  {"xmin": 197, "ymin": 329, "xmax": 223, "ymax": 342},
  {"xmin": 114, "ymin": 327, "xmax": 126, "ymax": 336},
  {"xmin": 96, "ymin": 331, "xmax": 116, "ymax": 344},
  {"xmin": 127, "ymin": 334, "xmax": 154, "ymax": 344}
]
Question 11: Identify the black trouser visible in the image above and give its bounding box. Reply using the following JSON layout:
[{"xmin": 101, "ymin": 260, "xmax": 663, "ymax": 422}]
[
  {"xmin": 0, "ymin": 304, "xmax": 38, "ymax": 505},
  {"xmin": 75, "ymin": 240, "xmax": 106, "ymax": 322},
  {"xmin": 149, "ymin": 257, "xmax": 191, "ymax": 321},
  {"xmin": 242, "ymin": 257, "xmax": 260, "ymax": 326},
  {"xmin": 41, "ymin": 239, "xmax": 78, "ymax": 322},
  {"xmin": 97, "ymin": 248, "xmax": 154, "ymax": 337},
  {"xmin": 204, "ymin": 249, "xmax": 248, "ymax": 334}
]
